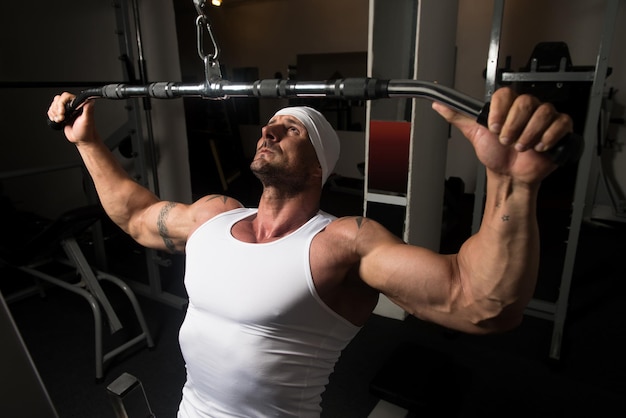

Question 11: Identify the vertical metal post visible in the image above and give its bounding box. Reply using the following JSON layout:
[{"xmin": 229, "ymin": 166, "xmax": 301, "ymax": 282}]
[
  {"xmin": 550, "ymin": 0, "xmax": 619, "ymax": 360},
  {"xmin": 111, "ymin": 0, "xmax": 187, "ymax": 309},
  {"xmin": 130, "ymin": 0, "xmax": 160, "ymax": 196},
  {"xmin": 112, "ymin": 0, "xmax": 150, "ymax": 192},
  {"xmin": 366, "ymin": 0, "xmax": 420, "ymax": 320},
  {"xmin": 472, "ymin": 0, "xmax": 505, "ymax": 234}
]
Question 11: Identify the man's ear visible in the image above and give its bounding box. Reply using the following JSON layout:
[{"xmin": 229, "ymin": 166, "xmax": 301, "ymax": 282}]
[
  {"xmin": 310, "ymin": 163, "xmax": 323, "ymax": 184},
  {"xmin": 314, "ymin": 164, "xmax": 323, "ymax": 178}
]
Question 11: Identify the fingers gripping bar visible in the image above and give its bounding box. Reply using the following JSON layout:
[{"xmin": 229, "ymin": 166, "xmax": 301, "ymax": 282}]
[{"xmin": 48, "ymin": 78, "xmax": 583, "ymax": 166}]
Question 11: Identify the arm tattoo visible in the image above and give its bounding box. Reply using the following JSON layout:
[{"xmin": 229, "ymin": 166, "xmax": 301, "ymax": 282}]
[
  {"xmin": 157, "ymin": 201, "xmax": 178, "ymax": 252},
  {"xmin": 495, "ymin": 200, "xmax": 509, "ymax": 221},
  {"xmin": 205, "ymin": 195, "xmax": 230, "ymax": 204}
]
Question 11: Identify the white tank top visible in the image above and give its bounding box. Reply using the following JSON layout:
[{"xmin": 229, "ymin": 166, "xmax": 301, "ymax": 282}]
[{"xmin": 178, "ymin": 208, "xmax": 361, "ymax": 418}]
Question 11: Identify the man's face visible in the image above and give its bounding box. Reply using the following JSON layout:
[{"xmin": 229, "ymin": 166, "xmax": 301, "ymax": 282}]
[{"xmin": 250, "ymin": 115, "xmax": 321, "ymax": 190}]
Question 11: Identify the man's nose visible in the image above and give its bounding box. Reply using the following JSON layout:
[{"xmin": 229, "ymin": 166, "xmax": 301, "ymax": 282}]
[{"xmin": 262, "ymin": 125, "xmax": 283, "ymax": 143}]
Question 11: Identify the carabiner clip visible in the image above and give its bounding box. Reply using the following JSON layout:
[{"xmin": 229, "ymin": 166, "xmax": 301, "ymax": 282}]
[{"xmin": 196, "ymin": 14, "xmax": 222, "ymax": 81}]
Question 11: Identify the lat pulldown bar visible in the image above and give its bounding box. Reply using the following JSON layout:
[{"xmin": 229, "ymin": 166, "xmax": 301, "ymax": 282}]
[{"xmin": 47, "ymin": 77, "xmax": 583, "ymax": 166}]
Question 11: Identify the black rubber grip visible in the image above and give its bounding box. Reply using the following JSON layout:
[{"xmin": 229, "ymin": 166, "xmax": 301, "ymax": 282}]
[
  {"xmin": 336, "ymin": 78, "xmax": 389, "ymax": 100},
  {"xmin": 47, "ymin": 101, "xmax": 82, "ymax": 131},
  {"xmin": 102, "ymin": 84, "xmax": 126, "ymax": 99},
  {"xmin": 255, "ymin": 79, "xmax": 281, "ymax": 97},
  {"xmin": 46, "ymin": 87, "xmax": 104, "ymax": 131},
  {"xmin": 477, "ymin": 102, "xmax": 584, "ymax": 166},
  {"xmin": 148, "ymin": 82, "xmax": 178, "ymax": 99}
]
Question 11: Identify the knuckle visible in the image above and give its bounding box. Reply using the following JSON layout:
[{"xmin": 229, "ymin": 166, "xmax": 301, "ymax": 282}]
[
  {"xmin": 556, "ymin": 113, "xmax": 573, "ymax": 130},
  {"xmin": 535, "ymin": 103, "xmax": 557, "ymax": 121},
  {"xmin": 515, "ymin": 94, "xmax": 539, "ymax": 113},
  {"xmin": 493, "ymin": 86, "xmax": 515, "ymax": 100}
]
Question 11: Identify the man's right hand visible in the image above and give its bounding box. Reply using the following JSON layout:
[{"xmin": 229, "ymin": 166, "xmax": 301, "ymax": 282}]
[{"xmin": 47, "ymin": 93, "xmax": 97, "ymax": 145}]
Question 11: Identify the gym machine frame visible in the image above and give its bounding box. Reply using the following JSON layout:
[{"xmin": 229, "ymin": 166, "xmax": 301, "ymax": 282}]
[
  {"xmin": 51, "ymin": 0, "xmax": 582, "ymax": 167},
  {"xmin": 475, "ymin": 0, "xmax": 619, "ymax": 360}
]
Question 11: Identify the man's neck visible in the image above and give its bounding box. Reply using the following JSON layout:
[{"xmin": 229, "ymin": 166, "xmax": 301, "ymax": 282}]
[{"xmin": 251, "ymin": 187, "xmax": 321, "ymax": 241}]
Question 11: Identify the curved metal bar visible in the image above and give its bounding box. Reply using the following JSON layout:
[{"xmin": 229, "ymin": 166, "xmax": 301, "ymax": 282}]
[
  {"xmin": 60, "ymin": 78, "xmax": 483, "ymax": 117},
  {"xmin": 47, "ymin": 77, "xmax": 582, "ymax": 166},
  {"xmin": 386, "ymin": 79, "xmax": 484, "ymax": 118}
]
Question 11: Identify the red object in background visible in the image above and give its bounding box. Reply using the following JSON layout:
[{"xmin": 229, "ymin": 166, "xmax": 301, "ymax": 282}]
[{"xmin": 368, "ymin": 120, "xmax": 411, "ymax": 195}]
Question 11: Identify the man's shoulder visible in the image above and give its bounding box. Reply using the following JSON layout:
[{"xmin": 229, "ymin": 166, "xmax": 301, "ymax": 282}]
[
  {"xmin": 196, "ymin": 194, "xmax": 244, "ymax": 210},
  {"xmin": 327, "ymin": 215, "xmax": 378, "ymax": 229},
  {"xmin": 323, "ymin": 215, "xmax": 401, "ymax": 250},
  {"xmin": 189, "ymin": 194, "xmax": 245, "ymax": 229},
  {"xmin": 323, "ymin": 215, "xmax": 372, "ymax": 239}
]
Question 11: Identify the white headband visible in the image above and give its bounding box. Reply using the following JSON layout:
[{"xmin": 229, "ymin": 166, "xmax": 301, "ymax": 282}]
[{"xmin": 273, "ymin": 106, "xmax": 340, "ymax": 186}]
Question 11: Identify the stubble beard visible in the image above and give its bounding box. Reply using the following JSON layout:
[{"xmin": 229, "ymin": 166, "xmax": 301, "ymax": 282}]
[{"xmin": 250, "ymin": 159, "xmax": 310, "ymax": 197}]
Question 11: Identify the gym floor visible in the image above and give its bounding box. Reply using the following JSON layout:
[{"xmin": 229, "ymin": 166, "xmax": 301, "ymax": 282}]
[{"xmin": 3, "ymin": 171, "xmax": 626, "ymax": 417}]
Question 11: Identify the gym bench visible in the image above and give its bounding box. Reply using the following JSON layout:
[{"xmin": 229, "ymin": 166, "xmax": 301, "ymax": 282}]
[{"xmin": 0, "ymin": 204, "xmax": 154, "ymax": 380}]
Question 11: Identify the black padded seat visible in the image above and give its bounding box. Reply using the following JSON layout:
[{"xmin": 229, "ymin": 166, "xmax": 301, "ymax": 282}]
[{"xmin": 1, "ymin": 205, "xmax": 104, "ymax": 266}]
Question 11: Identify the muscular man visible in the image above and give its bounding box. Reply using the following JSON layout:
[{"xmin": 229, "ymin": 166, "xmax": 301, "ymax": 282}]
[{"xmin": 48, "ymin": 88, "xmax": 572, "ymax": 417}]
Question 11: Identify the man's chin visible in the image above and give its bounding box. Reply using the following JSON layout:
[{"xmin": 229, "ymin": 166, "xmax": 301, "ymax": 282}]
[{"xmin": 250, "ymin": 166, "xmax": 276, "ymax": 184}]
